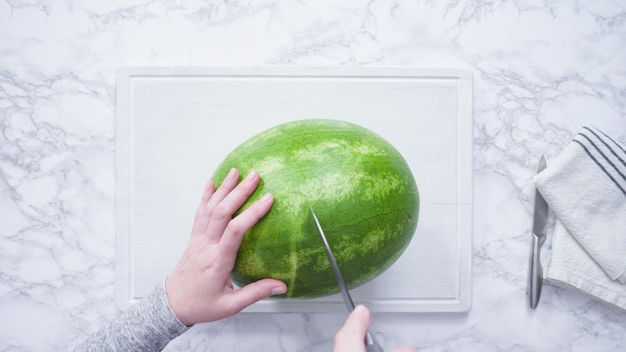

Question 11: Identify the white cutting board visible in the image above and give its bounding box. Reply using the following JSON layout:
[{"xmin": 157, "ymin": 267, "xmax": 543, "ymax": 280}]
[{"xmin": 116, "ymin": 67, "xmax": 472, "ymax": 312}]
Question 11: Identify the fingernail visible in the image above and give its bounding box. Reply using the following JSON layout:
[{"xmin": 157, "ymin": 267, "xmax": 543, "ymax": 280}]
[
  {"xmin": 354, "ymin": 305, "xmax": 368, "ymax": 315},
  {"xmin": 271, "ymin": 285, "xmax": 287, "ymax": 295},
  {"xmin": 246, "ymin": 170, "xmax": 258, "ymax": 181},
  {"xmin": 227, "ymin": 168, "xmax": 238, "ymax": 180},
  {"xmin": 260, "ymin": 193, "xmax": 273, "ymax": 202}
]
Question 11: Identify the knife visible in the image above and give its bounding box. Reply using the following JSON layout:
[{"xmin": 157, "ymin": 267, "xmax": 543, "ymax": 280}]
[
  {"xmin": 529, "ymin": 155, "xmax": 548, "ymax": 309},
  {"xmin": 310, "ymin": 207, "xmax": 384, "ymax": 352}
]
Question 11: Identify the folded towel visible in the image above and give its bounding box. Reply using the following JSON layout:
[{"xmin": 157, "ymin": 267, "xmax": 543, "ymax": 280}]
[
  {"xmin": 534, "ymin": 126, "xmax": 626, "ymax": 308},
  {"xmin": 543, "ymin": 220, "xmax": 626, "ymax": 310}
]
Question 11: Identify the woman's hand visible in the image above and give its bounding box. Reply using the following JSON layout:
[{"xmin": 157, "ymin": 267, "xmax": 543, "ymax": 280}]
[
  {"xmin": 334, "ymin": 305, "xmax": 417, "ymax": 352},
  {"xmin": 165, "ymin": 168, "xmax": 287, "ymax": 326}
]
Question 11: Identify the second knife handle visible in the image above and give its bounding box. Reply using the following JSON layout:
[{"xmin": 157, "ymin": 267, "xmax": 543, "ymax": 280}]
[{"xmin": 529, "ymin": 235, "xmax": 543, "ymax": 309}]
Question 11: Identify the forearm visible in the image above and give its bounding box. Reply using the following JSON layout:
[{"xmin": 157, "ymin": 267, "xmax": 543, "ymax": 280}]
[{"xmin": 74, "ymin": 280, "xmax": 189, "ymax": 352}]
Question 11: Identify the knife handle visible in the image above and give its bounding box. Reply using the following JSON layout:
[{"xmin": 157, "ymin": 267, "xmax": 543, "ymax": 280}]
[
  {"xmin": 366, "ymin": 342, "xmax": 384, "ymax": 352},
  {"xmin": 529, "ymin": 234, "xmax": 543, "ymax": 309},
  {"xmin": 365, "ymin": 332, "xmax": 384, "ymax": 352}
]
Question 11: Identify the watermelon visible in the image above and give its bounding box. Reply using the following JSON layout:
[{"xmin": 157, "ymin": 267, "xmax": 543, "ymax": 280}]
[{"xmin": 212, "ymin": 119, "xmax": 419, "ymax": 298}]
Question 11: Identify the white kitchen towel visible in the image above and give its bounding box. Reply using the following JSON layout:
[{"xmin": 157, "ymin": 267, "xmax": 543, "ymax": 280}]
[
  {"xmin": 534, "ymin": 126, "xmax": 626, "ymax": 284},
  {"xmin": 543, "ymin": 219, "xmax": 626, "ymax": 311}
]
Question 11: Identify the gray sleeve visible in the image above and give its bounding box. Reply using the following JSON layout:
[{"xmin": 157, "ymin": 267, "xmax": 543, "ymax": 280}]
[{"xmin": 74, "ymin": 280, "xmax": 189, "ymax": 351}]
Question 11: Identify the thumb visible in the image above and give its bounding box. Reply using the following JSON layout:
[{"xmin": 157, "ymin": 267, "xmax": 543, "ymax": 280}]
[
  {"xmin": 335, "ymin": 305, "xmax": 370, "ymax": 352},
  {"xmin": 227, "ymin": 279, "xmax": 287, "ymax": 313}
]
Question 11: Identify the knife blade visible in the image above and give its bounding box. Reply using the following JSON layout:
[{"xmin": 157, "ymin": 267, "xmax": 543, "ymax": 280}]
[
  {"xmin": 529, "ymin": 155, "xmax": 548, "ymax": 309},
  {"xmin": 310, "ymin": 207, "xmax": 384, "ymax": 352}
]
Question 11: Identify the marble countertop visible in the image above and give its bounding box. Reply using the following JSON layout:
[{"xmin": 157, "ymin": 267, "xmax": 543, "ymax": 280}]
[{"xmin": 1, "ymin": 1, "xmax": 625, "ymax": 351}]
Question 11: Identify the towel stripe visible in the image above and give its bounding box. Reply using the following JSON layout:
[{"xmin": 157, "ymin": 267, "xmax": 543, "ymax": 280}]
[
  {"xmin": 577, "ymin": 132, "xmax": 626, "ymax": 185},
  {"xmin": 594, "ymin": 127, "xmax": 626, "ymax": 155},
  {"xmin": 572, "ymin": 139, "xmax": 626, "ymax": 197},
  {"xmin": 583, "ymin": 126, "xmax": 626, "ymax": 168},
  {"xmin": 578, "ymin": 127, "xmax": 626, "ymax": 185}
]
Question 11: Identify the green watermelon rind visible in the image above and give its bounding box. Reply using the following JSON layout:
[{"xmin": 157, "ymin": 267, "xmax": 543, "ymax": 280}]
[{"xmin": 211, "ymin": 119, "xmax": 419, "ymax": 298}]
